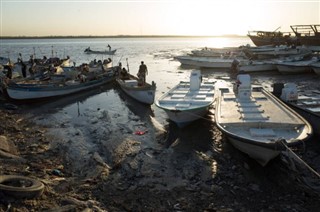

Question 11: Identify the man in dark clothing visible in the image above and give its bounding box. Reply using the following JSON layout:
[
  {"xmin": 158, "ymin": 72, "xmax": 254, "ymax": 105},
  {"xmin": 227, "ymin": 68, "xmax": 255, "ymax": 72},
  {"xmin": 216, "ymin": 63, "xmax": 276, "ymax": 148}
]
[
  {"xmin": 137, "ymin": 61, "xmax": 148, "ymax": 85},
  {"xmin": 3, "ymin": 64, "xmax": 13, "ymax": 79}
]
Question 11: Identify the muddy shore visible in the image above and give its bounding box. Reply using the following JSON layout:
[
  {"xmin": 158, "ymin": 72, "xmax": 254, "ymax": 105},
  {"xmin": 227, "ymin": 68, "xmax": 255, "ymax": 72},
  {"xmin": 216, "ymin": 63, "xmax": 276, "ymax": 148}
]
[{"xmin": 0, "ymin": 96, "xmax": 320, "ymax": 211}]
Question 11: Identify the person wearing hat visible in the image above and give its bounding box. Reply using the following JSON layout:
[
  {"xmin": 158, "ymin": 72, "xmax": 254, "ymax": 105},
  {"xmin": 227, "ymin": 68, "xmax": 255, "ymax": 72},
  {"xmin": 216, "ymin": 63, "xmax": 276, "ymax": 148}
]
[{"xmin": 137, "ymin": 61, "xmax": 148, "ymax": 86}]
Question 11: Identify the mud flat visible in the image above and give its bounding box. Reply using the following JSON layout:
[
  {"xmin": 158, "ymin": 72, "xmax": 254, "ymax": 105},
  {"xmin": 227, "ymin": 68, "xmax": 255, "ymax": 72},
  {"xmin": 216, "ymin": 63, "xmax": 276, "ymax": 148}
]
[{"xmin": 0, "ymin": 91, "xmax": 320, "ymax": 211}]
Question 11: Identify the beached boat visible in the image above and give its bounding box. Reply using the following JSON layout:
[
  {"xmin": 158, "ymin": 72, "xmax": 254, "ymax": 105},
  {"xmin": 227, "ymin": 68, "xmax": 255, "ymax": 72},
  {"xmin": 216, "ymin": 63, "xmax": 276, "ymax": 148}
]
[
  {"xmin": 215, "ymin": 74, "xmax": 312, "ymax": 166},
  {"xmin": 275, "ymin": 58, "xmax": 316, "ymax": 74},
  {"xmin": 84, "ymin": 47, "xmax": 116, "ymax": 55},
  {"xmin": 277, "ymin": 83, "xmax": 320, "ymax": 136},
  {"xmin": 247, "ymin": 29, "xmax": 296, "ymax": 46},
  {"xmin": 174, "ymin": 56, "xmax": 248, "ymax": 69},
  {"xmin": 116, "ymin": 71, "xmax": 156, "ymax": 105},
  {"xmin": 237, "ymin": 60, "xmax": 277, "ymax": 73},
  {"xmin": 290, "ymin": 25, "xmax": 320, "ymax": 46},
  {"xmin": 2, "ymin": 67, "xmax": 117, "ymax": 100},
  {"xmin": 245, "ymin": 45, "xmax": 312, "ymax": 60},
  {"xmin": 190, "ymin": 47, "xmax": 246, "ymax": 58},
  {"xmin": 155, "ymin": 70, "xmax": 215, "ymax": 127}
]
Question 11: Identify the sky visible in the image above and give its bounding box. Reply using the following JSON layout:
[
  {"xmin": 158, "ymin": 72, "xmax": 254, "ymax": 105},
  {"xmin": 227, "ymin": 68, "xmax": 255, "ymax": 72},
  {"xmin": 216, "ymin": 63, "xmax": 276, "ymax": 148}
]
[{"xmin": 0, "ymin": 0, "xmax": 319, "ymax": 37}]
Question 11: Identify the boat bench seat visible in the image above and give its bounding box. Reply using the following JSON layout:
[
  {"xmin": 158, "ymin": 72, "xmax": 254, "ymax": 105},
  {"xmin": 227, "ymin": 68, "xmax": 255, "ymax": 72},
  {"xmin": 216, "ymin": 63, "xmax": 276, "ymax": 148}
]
[
  {"xmin": 158, "ymin": 100, "xmax": 212, "ymax": 105},
  {"xmin": 171, "ymin": 94, "xmax": 186, "ymax": 99},
  {"xmin": 237, "ymin": 102, "xmax": 261, "ymax": 108},
  {"xmin": 223, "ymin": 93, "xmax": 236, "ymax": 100},
  {"xmin": 124, "ymin": 80, "xmax": 138, "ymax": 87},
  {"xmin": 170, "ymin": 90, "xmax": 189, "ymax": 95},
  {"xmin": 249, "ymin": 128, "xmax": 276, "ymax": 137},
  {"xmin": 307, "ymin": 107, "xmax": 320, "ymax": 113},
  {"xmin": 241, "ymin": 113, "xmax": 269, "ymax": 121},
  {"xmin": 238, "ymin": 108, "xmax": 264, "ymax": 113},
  {"xmin": 175, "ymin": 103, "xmax": 191, "ymax": 108},
  {"xmin": 193, "ymin": 95, "xmax": 207, "ymax": 99}
]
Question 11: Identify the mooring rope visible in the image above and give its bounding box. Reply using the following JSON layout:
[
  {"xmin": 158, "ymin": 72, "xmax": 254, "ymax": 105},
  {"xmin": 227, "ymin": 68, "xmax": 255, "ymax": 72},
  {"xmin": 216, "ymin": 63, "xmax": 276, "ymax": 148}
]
[{"xmin": 280, "ymin": 139, "xmax": 320, "ymax": 179}]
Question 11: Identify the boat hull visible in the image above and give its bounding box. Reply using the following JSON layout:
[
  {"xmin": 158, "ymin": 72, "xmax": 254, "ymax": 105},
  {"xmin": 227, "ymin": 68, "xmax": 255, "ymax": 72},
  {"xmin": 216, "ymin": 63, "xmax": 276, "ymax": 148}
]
[
  {"xmin": 162, "ymin": 106, "xmax": 210, "ymax": 127},
  {"xmin": 215, "ymin": 78, "xmax": 312, "ymax": 166},
  {"xmin": 117, "ymin": 78, "xmax": 156, "ymax": 105},
  {"xmin": 156, "ymin": 71, "xmax": 215, "ymax": 128},
  {"xmin": 175, "ymin": 56, "xmax": 236, "ymax": 68},
  {"xmin": 248, "ymin": 35, "xmax": 289, "ymax": 47},
  {"xmin": 228, "ymin": 136, "xmax": 280, "ymax": 166},
  {"xmin": 276, "ymin": 65, "xmax": 312, "ymax": 74},
  {"xmin": 84, "ymin": 49, "xmax": 116, "ymax": 55},
  {"xmin": 5, "ymin": 73, "xmax": 115, "ymax": 100},
  {"xmin": 284, "ymin": 101, "xmax": 320, "ymax": 136},
  {"xmin": 238, "ymin": 63, "xmax": 277, "ymax": 73}
]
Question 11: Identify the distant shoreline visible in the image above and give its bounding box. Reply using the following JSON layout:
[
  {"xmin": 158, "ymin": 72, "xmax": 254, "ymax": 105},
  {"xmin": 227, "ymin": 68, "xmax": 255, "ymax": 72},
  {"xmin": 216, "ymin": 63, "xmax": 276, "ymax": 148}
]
[{"xmin": 0, "ymin": 35, "xmax": 246, "ymax": 39}]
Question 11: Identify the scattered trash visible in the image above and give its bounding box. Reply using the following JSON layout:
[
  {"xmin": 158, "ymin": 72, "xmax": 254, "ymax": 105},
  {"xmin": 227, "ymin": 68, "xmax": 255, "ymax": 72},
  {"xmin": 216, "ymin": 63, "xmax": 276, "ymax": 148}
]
[
  {"xmin": 0, "ymin": 175, "xmax": 44, "ymax": 199},
  {"xmin": 134, "ymin": 130, "xmax": 147, "ymax": 135},
  {"xmin": 51, "ymin": 169, "xmax": 63, "ymax": 176}
]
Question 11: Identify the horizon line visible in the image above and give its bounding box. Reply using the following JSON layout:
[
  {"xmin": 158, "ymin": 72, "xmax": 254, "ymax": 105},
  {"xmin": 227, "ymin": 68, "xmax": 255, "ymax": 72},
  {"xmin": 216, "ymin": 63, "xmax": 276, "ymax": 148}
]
[{"xmin": 0, "ymin": 34, "xmax": 247, "ymax": 39}]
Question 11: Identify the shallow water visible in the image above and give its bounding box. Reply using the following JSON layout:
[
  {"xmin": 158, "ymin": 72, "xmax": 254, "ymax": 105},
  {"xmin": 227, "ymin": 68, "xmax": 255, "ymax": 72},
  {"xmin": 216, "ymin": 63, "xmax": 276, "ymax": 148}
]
[{"xmin": 1, "ymin": 37, "xmax": 319, "ymax": 168}]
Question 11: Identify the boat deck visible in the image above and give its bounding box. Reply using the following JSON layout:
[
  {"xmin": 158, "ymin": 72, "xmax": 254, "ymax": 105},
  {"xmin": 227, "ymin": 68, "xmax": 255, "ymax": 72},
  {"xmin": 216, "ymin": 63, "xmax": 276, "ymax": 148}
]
[
  {"xmin": 295, "ymin": 90, "xmax": 320, "ymax": 114},
  {"xmin": 158, "ymin": 81, "xmax": 215, "ymax": 109},
  {"xmin": 218, "ymin": 87, "xmax": 305, "ymax": 126}
]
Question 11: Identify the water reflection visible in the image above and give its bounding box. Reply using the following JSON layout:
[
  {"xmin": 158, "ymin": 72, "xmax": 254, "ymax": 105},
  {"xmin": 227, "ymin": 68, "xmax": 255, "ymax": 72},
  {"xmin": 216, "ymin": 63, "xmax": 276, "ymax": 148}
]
[{"xmin": 164, "ymin": 110, "xmax": 216, "ymax": 153}]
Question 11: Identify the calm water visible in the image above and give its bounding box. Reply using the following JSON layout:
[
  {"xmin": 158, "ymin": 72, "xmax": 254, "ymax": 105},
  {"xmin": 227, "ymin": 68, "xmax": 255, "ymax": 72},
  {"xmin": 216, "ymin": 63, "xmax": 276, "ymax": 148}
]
[{"xmin": 0, "ymin": 37, "xmax": 252, "ymax": 126}]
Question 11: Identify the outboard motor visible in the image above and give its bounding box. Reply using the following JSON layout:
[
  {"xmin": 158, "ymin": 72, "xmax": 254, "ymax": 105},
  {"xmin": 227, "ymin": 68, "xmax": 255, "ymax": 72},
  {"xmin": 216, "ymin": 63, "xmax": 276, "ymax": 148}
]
[
  {"xmin": 280, "ymin": 83, "xmax": 298, "ymax": 102},
  {"xmin": 190, "ymin": 70, "xmax": 202, "ymax": 91},
  {"xmin": 236, "ymin": 74, "xmax": 251, "ymax": 100}
]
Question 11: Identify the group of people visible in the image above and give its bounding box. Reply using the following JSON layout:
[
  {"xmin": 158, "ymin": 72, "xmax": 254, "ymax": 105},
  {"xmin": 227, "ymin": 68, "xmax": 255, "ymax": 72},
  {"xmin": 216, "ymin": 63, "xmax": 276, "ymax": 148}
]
[{"xmin": 118, "ymin": 61, "xmax": 148, "ymax": 86}]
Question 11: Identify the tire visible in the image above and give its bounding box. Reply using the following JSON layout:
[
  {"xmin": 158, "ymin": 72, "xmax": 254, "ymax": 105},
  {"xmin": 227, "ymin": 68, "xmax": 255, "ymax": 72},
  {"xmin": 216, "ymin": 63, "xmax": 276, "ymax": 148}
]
[{"xmin": 0, "ymin": 175, "xmax": 44, "ymax": 199}]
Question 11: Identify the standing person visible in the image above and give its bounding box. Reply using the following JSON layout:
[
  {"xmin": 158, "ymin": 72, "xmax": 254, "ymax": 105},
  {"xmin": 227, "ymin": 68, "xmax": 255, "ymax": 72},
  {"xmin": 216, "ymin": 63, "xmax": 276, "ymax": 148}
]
[
  {"xmin": 137, "ymin": 61, "xmax": 148, "ymax": 85},
  {"xmin": 20, "ymin": 60, "xmax": 27, "ymax": 78},
  {"xmin": 107, "ymin": 44, "xmax": 111, "ymax": 51}
]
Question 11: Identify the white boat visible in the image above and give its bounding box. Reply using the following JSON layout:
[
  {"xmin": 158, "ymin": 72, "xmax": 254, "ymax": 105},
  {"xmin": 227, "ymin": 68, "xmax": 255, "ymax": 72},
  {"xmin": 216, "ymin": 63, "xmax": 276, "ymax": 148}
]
[
  {"xmin": 278, "ymin": 83, "xmax": 320, "ymax": 136},
  {"xmin": 84, "ymin": 47, "xmax": 116, "ymax": 55},
  {"xmin": 215, "ymin": 74, "xmax": 312, "ymax": 166},
  {"xmin": 190, "ymin": 47, "xmax": 245, "ymax": 58},
  {"xmin": 276, "ymin": 59, "xmax": 316, "ymax": 74},
  {"xmin": 237, "ymin": 60, "xmax": 277, "ymax": 73},
  {"xmin": 2, "ymin": 67, "xmax": 116, "ymax": 100},
  {"xmin": 116, "ymin": 72, "xmax": 156, "ymax": 105},
  {"xmin": 155, "ymin": 70, "xmax": 215, "ymax": 127},
  {"xmin": 311, "ymin": 61, "xmax": 320, "ymax": 75},
  {"xmin": 174, "ymin": 56, "xmax": 247, "ymax": 69},
  {"xmin": 246, "ymin": 46, "xmax": 312, "ymax": 60}
]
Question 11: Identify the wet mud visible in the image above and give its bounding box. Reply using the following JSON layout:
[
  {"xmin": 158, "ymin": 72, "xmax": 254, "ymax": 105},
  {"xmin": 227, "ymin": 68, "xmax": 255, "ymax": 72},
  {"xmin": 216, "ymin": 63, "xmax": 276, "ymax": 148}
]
[{"xmin": 0, "ymin": 73, "xmax": 320, "ymax": 211}]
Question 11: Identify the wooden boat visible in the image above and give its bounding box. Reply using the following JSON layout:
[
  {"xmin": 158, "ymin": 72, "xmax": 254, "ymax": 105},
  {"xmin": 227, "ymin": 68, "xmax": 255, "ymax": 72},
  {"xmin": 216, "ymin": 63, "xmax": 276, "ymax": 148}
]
[
  {"xmin": 84, "ymin": 47, "xmax": 116, "ymax": 55},
  {"xmin": 290, "ymin": 25, "xmax": 320, "ymax": 46},
  {"xmin": 155, "ymin": 70, "xmax": 215, "ymax": 127},
  {"xmin": 277, "ymin": 83, "xmax": 320, "ymax": 136},
  {"xmin": 2, "ymin": 67, "xmax": 116, "ymax": 100},
  {"xmin": 247, "ymin": 29, "xmax": 296, "ymax": 46},
  {"xmin": 215, "ymin": 74, "xmax": 312, "ymax": 166},
  {"xmin": 116, "ymin": 71, "xmax": 156, "ymax": 105}
]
